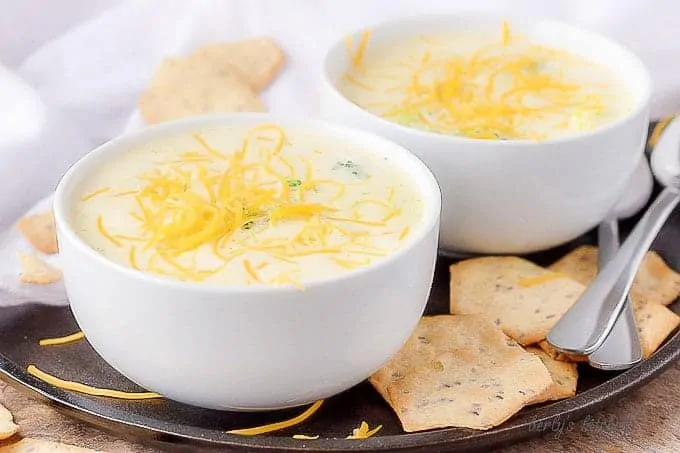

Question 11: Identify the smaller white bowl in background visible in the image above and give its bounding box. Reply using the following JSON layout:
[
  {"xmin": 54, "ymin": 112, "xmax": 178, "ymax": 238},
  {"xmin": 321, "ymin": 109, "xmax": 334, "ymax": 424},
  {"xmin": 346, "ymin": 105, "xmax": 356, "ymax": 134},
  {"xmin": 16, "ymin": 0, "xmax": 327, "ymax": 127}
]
[
  {"xmin": 319, "ymin": 13, "xmax": 652, "ymax": 255},
  {"xmin": 53, "ymin": 114, "xmax": 441, "ymax": 411}
]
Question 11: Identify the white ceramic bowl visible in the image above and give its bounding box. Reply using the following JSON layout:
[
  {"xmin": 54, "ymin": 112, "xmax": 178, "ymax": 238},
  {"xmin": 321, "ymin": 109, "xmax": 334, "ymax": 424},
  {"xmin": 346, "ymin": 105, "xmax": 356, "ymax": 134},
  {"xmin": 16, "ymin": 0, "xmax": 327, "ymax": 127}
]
[
  {"xmin": 53, "ymin": 114, "xmax": 441, "ymax": 411},
  {"xmin": 319, "ymin": 13, "xmax": 652, "ymax": 254}
]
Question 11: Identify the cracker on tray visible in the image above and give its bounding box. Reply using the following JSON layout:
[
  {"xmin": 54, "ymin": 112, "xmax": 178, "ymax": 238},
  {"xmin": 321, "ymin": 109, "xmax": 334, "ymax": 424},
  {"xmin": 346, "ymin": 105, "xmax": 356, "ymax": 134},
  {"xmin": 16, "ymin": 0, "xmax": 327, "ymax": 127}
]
[
  {"xmin": 0, "ymin": 438, "xmax": 102, "ymax": 452},
  {"xmin": 17, "ymin": 211, "xmax": 58, "ymax": 254},
  {"xmin": 549, "ymin": 246, "xmax": 680, "ymax": 358},
  {"xmin": 369, "ymin": 315, "xmax": 553, "ymax": 431},
  {"xmin": 449, "ymin": 257, "xmax": 585, "ymax": 345},
  {"xmin": 0, "ymin": 403, "xmax": 18, "ymax": 441},
  {"xmin": 632, "ymin": 300, "xmax": 680, "ymax": 358},
  {"xmin": 526, "ymin": 346, "xmax": 578, "ymax": 403},
  {"xmin": 548, "ymin": 245, "xmax": 680, "ymax": 306},
  {"xmin": 536, "ymin": 341, "xmax": 587, "ymax": 363},
  {"xmin": 17, "ymin": 253, "xmax": 62, "ymax": 285}
]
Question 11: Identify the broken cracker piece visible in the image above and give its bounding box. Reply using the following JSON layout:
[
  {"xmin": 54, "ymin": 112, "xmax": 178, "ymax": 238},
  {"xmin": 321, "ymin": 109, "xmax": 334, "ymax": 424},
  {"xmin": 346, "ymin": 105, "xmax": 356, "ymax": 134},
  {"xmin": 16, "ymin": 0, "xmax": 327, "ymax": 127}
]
[
  {"xmin": 191, "ymin": 37, "xmax": 285, "ymax": 92},
  {"xmin": 0, "ymin": 403, "xmax": 18, "ymax": 440},
  {"xmin": 526, "ymin": 346, "xmax": 578, "ymax": 403},
  {"xmin": 139, "ymin": 57, "xmax": 265, "ymax": 125},
  {"xmin": 634, "ymin": 302, "xmax": 680, "ymax": 358},
  {"xmin": 18, "ymin": 253, "xmax": 62, "ymax": 284},
  {"xmin": 549, "ymin": 245, "xmax": 680, "ymax": 306},
  {"xmin": 370, "ymin": 315, "xmax": 553, "ymax": 431},
  {"xmin": 17, "ymin": 211, "xmax": 58, "ymax": 254},
  {"xmin": 537, "ymin": 340, "xmax": 588, "ymax": 363},
  {"xmin": 0, "ymin": 438, "xmax": 102, "ymax": 452},
  {"xmin": 449, "ymin": 257, "xmax": 585, "ymax": 345}
]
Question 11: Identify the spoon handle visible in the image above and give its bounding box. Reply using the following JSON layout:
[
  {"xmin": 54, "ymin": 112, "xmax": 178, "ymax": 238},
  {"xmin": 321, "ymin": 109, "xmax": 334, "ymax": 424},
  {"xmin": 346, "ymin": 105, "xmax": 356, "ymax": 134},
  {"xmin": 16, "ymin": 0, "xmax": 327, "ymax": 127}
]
[
  {"xmin": 547, "ymin": 185, "xmax": 680, "ymax": 354},
  {"xmin": 596, "ymin": 220, "xmax": 619, "ymax": 270},
  {"xmin": 587, "ymin": 220, "xmax": 642, "ymax": 370}
]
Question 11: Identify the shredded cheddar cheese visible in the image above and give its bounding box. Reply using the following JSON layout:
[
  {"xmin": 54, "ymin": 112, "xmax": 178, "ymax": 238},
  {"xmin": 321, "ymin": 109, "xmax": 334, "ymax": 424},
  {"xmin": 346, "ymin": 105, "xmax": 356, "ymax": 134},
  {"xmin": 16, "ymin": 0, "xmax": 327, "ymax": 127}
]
[
  {"xmin": 292, "ymin": 434, "xmax": 320, "ymax": 440},
  {"xmin": 38, "ymin": 331, "xmax": 85, "ymax": 346},
  {"xmin": 649, "ymin": 114, "xmax": 678, "ymax": 147},
  {"xmin": 78, "ymin": 124, "xmax": 421, "ymax": 286},
  {"xmin": 346, "ymin": 30, "xmax": 372, "ymax": 68},
  {"xmin": 398, "ymin": 226, "xmax": 410, "ymax": 241},
  {"xmin": 518, "ymin": 272, "xmax": 565, "ymax": 287},
  {"xmin": 81, "ymin": 187, "xmax": 110, "ymax": 201},
  {"xmin": 340, "ymin": 21, "xmax": 629, "ymax": 140},
  {"xmin": 27, "ymin": 365, "xmax": 162, "ymax": 399},
  {"xmin": 227, "ymin": 400, "xmax": 324, "ymax": 436},
  {"xmin": 97, "ymin": 216, "xmax": 122, "ymax": 247},
  {"xmin": 501, "ymin": 20, "xmax": 511, "ymax": 45},
  {"xmin": 346, "ymin": 421, "xmax": 382, "ymax": 439},
  {"xmin": 128, "ymin": 246, "xmax": 139, "ymax": 269}
]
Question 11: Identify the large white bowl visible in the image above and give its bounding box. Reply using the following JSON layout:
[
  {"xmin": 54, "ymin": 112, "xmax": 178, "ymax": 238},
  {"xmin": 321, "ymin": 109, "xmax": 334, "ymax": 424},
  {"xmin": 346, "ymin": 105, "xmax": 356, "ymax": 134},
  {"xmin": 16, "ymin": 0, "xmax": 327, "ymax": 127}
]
[
  {"xmin": 319, "ymin": 13, "xmax": 652, "ymax": 254},
  {"xmin": 53, "ymin": 114, "xmax": 441, "ymax": 411}
]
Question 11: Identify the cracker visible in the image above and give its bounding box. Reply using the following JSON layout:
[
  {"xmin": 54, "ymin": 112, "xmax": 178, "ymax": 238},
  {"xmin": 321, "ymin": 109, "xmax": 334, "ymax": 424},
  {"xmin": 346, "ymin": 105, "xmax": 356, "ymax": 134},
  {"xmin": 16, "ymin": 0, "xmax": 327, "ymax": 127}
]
[
  {"xmin": 17, "ymin": 211, "xmax": 58, "ymax": 254},
  {"xmin": 0, "ymin": 403, "xmax": 18, "ymax": 440},
  {"xmin": 191, "ymin": 37, "xmax": 285, "ymax": 91},
  {"xmin": 449, "ymin": 257, "xmax": 585, "ymax": 345},
  {"xmin": 139, "ymin": 57, "xmax": 265, "ymax": 125},
  {"xmin": 632, "ymin": 251, "xmax": 680, "ymax": 306},
  {"xmin": 633, "ymin": 302, "xmax": 680, "ymax": 358},
  {"xmin": 370, "ymin": 315, "xmax": 553, "ymax": 431},
  {"xmin": 537, "ymin": 340, "xmax": 587, "ymax": 363},
  {"xmin": 526, "ymin": 346, "xmax": 578, "ymax": 403},
  {"xmin": 0, "ymin": 439, "xmax": 101, "ymax": 452},
  {"xmin": 549, "ymin": 245, "xmax": 680, "ymax": 306},
  {"xmin": 17, "ymin": 253, "xmax": 62, "ymax": 284},
  {"xmin": 549, "ymin": 245, "xmax": 680, "ymax": 357}
]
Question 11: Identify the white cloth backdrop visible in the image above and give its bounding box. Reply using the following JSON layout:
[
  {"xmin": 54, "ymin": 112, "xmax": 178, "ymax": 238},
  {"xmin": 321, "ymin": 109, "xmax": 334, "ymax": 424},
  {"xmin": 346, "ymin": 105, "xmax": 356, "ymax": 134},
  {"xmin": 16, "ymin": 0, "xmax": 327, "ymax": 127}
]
[{"xmin": 1, "ymin": 0, "xmax": 679, "ymax": 305}]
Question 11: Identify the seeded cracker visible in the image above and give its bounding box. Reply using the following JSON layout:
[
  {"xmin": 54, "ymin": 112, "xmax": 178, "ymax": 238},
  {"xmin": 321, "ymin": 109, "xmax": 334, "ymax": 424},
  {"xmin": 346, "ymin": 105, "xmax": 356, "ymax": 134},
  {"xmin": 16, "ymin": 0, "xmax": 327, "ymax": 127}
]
[
  {"xmin": 549, "ymin": 245, "xmax": 680, "ymax": 306},
  {"xmin": 139, "ymin": 57, "xmax": 265, "ymax": 125},
  {"xmin": 549, "ymin": 246, "xmax": 680, "ymax": 358},
  {"xmin": 449, "ymin": 257, "xmax": 585, "ymax": 345},
  {"xmin": 17, "ymin": 253, "xmax": 62, "ymax": 284},
  {"xmin": 17, "ymin": 211, "xmax": 58, "ymax": 254},
  {"xmin": 525, "ymin": 346, "xmax": 578, "ymax": 402},
  {"xmin": 628, "ymin": 298, "xmax": 679, "ymax": 357},
  {"xmin": 369, "ymin": 315, "xmax": 553, "ymax": 431},
  {"xmin": 0, "ymin": 403, "xmax": 18, "ymax": 440},
  {"xmin": 537, "ymin": 340, "xmax": 587, "ymax": 363},
  {"xmin": 0, "ymin": 438, "xmax": 101, "ymax": 452},
  {"xmin": 191, "ymin": 38, "xmax": 286, "ymax": 92}
]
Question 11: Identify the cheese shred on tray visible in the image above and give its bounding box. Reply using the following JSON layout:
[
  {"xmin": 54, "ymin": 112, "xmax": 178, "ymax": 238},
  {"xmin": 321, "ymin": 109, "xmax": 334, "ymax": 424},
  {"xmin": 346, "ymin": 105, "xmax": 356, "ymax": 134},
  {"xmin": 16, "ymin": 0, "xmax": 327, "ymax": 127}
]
[
  {"xmin": 340, "ymin": 21, "xmax": 631, "ymax": 140},
  {"xmin": 73, "ymin": 124, "xmax": 423, "ymax": 287}
]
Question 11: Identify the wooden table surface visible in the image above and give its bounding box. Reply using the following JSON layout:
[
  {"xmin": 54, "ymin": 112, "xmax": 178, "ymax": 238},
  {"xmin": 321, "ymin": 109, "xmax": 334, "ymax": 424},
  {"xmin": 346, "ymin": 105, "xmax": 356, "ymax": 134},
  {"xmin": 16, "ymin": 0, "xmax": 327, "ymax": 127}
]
[{"xmin": 0, "ymin": 360, "xmax": 678, "ymax": 453}]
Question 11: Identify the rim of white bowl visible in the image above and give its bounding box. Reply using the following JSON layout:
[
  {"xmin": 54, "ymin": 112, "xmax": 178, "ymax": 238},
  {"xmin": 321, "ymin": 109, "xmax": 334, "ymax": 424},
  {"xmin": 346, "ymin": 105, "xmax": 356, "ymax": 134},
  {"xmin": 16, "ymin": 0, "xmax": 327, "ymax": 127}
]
[
  {"xmin": 53, "ymin": 113, "xmax": 442, "ymax": 294},
  {"xmin": 321, "ymin": 12, "xmax": 653, "ymax": 148}
]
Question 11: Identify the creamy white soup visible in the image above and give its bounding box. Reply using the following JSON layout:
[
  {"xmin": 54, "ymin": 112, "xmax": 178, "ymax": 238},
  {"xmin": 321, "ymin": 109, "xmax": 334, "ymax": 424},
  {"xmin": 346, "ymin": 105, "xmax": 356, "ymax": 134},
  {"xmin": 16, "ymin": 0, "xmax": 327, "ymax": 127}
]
[
  {"xmin": 338, "ymin": 22, "xmax": 632, "ymax": 141},
  {"xmin": 73, "ymin": 124, "xmax": 423, "ymax": 287}
]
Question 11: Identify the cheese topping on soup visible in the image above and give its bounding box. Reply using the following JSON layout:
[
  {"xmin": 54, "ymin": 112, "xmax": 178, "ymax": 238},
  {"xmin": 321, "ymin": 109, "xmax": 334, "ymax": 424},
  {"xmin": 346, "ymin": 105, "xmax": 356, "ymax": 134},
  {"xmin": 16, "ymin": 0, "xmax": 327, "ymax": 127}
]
[
  {"xmin": 73, "ymin": 124, "xmax": 423, "ymax": 287},
  {"xmin": 339, "ymin": 22, "xmax": 631, "ymax": 141}
]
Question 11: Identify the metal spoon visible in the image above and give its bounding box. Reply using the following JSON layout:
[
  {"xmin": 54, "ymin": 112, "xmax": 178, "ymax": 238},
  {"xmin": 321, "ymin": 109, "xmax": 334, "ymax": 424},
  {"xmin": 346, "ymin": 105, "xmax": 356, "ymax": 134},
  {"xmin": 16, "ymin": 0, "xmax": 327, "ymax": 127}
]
[
  {"xmin": 588, "ymin": 158, "xmax": 652, "ymax": 370},
  {"xmin": 548, "ymin": 116, "xmax": 680, "ymax": 355}
]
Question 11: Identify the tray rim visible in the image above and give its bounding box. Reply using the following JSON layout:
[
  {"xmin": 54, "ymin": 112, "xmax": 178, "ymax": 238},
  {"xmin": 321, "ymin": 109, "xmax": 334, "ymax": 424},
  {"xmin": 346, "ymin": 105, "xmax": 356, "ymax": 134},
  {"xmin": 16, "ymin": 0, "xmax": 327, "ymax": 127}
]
[{"xmin": 0, "ymin": 303, "xmax": 677, "ymax": 453}]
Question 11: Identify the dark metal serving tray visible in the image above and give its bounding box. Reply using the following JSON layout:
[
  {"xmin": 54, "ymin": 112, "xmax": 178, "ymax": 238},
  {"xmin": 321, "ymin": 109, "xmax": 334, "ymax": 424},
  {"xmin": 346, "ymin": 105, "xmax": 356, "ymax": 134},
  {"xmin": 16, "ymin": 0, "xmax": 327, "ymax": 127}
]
[{"xmin": 0, "ymin": 125, "xmax": 678, "ymax": 451}]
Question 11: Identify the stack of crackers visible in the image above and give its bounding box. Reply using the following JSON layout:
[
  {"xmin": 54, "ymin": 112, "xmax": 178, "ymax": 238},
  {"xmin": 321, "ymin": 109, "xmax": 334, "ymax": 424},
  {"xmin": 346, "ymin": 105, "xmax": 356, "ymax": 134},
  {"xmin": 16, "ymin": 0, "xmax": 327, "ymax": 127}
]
[
  {"xmin": 139, "ymin": 37, "xmax": 285, "ymax": 125},
  {"xmin": 370, "ymin": 246, "xmax": 680, "ymax": 432}
]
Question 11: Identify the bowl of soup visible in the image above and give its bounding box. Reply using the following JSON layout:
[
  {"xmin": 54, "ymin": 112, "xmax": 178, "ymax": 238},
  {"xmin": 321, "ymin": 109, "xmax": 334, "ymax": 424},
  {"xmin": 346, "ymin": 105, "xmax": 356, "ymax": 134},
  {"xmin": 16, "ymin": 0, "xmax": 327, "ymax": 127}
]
[
  {"xmin": 319, "ymin": 13, "xmax": 651, "ymax": 254},
  {"xmin": 53, "ymin": 114, "xmax": 441, "ymax": 410}
]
